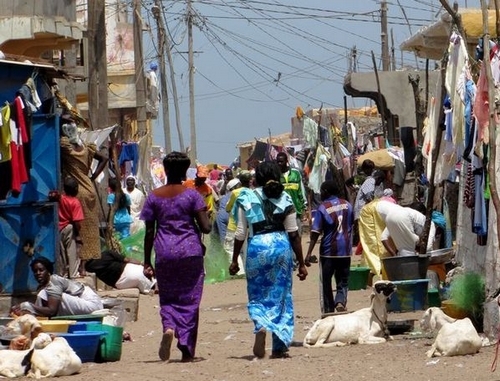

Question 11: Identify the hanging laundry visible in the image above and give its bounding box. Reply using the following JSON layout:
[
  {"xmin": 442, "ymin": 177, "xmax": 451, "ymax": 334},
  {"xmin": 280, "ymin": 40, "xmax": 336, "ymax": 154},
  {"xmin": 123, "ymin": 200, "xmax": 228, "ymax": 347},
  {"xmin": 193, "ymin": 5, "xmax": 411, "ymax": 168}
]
[
  {"xmin": 118, "ymin": 142, "xmax": 139, "ymax": 176},
  {"xmin": 0, "ymin": 103, "xmax": 11, "ymax": 163},
  {"xmin": 308, "ymin": 144, "xmax": 331, "ymax": 194},
  {"xmin": 302, "ymin": 116, "xmax": 318, "ymax": 148},
  {"xmin": 12, "ymin": 96, "xmax": 31, "ymax": 173}
]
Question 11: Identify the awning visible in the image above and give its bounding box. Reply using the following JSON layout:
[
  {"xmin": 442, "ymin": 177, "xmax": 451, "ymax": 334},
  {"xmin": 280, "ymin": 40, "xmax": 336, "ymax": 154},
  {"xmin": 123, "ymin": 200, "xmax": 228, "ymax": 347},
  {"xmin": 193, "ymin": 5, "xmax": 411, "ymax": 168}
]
[{"xmin": 400, "ymin": 9, "xmax": 497, "ymax": 60}]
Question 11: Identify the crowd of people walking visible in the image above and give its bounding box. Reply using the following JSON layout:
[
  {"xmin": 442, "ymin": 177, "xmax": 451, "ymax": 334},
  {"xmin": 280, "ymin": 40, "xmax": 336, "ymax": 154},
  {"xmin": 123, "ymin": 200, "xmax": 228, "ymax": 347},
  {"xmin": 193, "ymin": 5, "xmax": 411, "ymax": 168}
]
[{"xmin": 49, "ymin": 132, "xmax": 446, "ymax": 362}]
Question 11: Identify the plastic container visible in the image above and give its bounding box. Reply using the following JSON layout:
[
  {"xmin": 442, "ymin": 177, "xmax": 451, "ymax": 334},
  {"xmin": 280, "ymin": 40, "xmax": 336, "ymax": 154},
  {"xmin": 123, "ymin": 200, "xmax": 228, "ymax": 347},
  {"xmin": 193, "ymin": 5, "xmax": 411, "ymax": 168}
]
[
  {"xmin": 348, "ymin": 267, "xmax": 370, "ymax": 290},
  {"xmin": 388, "ymin": 279, "xmax": 429, "ymax": 312},
  {"xmin": 382, "ymin": 255, "xmax": 429, "ymax": 281},
  {"xmin": 68, "ymin": 321, "xmax": 95, "ymax": 333},
  {"xmin": 39, "ymin": 319, "xmax": 76, "ymax": 333},
  {"xmin": 56, "ymin": 331, "xmax": 107, "ymax": 362},
  {"xmin": 427, "ymin": 288, "xmax": 441, "ymax": 307},
  {"xmin": 86, "ymin": 323, "xmax": 123, "ymax": 362},
  {"xmin": 51, "ymin": 314, "xmax": 105, "ymax": 323}
]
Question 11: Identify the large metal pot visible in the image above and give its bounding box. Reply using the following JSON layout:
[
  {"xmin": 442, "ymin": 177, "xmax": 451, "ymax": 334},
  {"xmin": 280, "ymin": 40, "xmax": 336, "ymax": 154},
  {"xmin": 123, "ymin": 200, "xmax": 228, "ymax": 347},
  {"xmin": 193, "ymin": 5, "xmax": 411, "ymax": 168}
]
[{"xmin": 427, "ymin": 248, "xmax": 454, "ymax": 265}]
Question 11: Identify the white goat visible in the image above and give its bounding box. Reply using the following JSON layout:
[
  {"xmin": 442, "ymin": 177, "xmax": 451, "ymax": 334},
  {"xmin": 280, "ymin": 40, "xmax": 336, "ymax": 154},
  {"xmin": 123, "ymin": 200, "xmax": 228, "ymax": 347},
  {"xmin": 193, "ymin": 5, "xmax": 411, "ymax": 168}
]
[
  {"xmin": 3, "ymin": 314, "xmax": 42, "ymax": 338},
  {"xmin": 27, "ymin": 336, "xmax": 82, "ymax": 379},
  {"xmin": 0, "ymin": 333, "xmax": 53, "ymax": 378},
  {"xmin": 420, "ymin": 307, "xmax": 456, "ymax": 332},
  {"xmin": 303, "ymin": 281, "xmax": 396, "ymax": 347},
  {"xmin": 426, "ymin": 317, "xmax": 482, "ymax": 357}
]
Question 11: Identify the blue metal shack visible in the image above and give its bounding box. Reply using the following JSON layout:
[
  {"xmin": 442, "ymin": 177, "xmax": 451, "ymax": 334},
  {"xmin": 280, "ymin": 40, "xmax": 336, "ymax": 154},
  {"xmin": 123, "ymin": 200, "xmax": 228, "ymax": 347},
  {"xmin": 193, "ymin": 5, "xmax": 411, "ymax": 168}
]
[{"xmin": 0, "ymin": 59, "xmax": 62, "ymax": 296}]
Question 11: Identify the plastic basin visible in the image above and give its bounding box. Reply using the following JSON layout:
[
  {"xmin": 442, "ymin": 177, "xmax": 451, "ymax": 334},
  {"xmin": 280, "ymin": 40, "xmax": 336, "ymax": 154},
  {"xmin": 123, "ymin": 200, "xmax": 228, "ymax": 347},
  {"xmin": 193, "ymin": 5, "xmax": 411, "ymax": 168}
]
[
  {"xmin": 86, "ymin": 323, "xmax": 124, "ymax": 362},
  {"xmin": 39, "ymin": 320, "xmax": 76, "ymax": 333},
  {"xmin": 56, "ymin": 331, "xmax": 107, "ymax": 362},
  {"xmin": 387, "ymin": 279, "xmax": 429, "ymax": 312},
  {"xmin": 51, "ymin": 314, "xmax": 105, "ymax": 323},
  {"xmin": 348, "ymin": 267, "xmax": 370, "ymax": 290},
  {"xmin": 382, "ymin": 255, "xmax": 429, "ymax": 281}
]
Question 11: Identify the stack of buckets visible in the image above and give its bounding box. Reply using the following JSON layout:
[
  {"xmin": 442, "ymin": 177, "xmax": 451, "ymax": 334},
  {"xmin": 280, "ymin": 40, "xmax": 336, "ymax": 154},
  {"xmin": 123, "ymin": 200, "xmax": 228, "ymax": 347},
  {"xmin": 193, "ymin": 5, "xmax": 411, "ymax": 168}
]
[
  {"xmin": 53, "ymin": 315, "xmax": 123, "ymax": 363},
  {"xmin": 381, "ymin": 255, "xmax": 430, "ymax": 312},
  {"xmin": 69, "ymin": 322, "xmax": 123, "ymax": 362}
]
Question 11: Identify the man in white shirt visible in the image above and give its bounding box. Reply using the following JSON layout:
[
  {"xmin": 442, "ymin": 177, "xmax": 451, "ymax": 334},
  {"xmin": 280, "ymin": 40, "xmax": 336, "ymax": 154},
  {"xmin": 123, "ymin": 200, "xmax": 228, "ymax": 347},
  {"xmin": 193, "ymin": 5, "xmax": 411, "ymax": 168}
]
[
  {"xmin": 381, "ymin": 203, "xmax": 436, "ymax": 256},
  {"xmin": 123, "ymin": 176, "xmax": 146, "ymax": 234}
]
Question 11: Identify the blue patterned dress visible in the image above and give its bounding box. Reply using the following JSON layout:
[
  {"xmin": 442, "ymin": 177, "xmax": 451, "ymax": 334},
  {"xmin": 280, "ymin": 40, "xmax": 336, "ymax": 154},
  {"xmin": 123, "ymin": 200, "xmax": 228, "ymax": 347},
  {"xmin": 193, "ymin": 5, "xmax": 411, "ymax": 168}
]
[{"xmin": 235, "ymin": 188, "xmax": 296, "ymax": 353}]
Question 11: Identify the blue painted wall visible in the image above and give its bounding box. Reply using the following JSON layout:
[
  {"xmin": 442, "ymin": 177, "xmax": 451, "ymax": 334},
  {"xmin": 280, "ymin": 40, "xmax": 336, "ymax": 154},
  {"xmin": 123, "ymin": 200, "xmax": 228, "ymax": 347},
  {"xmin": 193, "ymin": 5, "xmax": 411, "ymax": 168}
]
[{"xmin": 0, "ymin": 61, "xmax": 60, "ymax": 295}]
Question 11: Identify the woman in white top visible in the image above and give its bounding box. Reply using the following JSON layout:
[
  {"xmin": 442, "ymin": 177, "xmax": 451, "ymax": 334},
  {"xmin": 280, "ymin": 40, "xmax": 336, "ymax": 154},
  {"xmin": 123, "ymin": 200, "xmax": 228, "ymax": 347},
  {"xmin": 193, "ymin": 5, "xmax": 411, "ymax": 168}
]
[{"xmin": 11, "ymin": 256, "xmax": 102, "ymax": 317}]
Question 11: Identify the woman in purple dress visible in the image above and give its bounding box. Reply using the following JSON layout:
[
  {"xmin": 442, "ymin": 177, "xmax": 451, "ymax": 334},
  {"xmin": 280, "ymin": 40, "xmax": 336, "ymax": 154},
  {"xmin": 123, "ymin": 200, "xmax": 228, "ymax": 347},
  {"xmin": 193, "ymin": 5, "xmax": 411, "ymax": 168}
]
[{"xmin": 141, "ymin": 151, "xmax": 211, "ymax": 362}]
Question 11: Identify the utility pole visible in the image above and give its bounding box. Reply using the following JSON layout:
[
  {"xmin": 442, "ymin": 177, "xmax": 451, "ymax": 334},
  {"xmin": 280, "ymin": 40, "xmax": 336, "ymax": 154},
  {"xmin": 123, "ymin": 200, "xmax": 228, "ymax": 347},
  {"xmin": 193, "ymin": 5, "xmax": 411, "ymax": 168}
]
[
  {"xmin": 87, "ymin": 0, "xmax": 108, "ymax": 129},
  {"xmin": 152, "ymin": 2, "xmax": 172, "ymax": 153},
  {"xmin": 349, "ymin": 46, "xmax": 357, "ymax": 73},
  {"xmin": 152, "ymin": 1, "xmax": 185, "ymax": 152},
  {"xmin": 187, "ymin": 0, "xmax": 197, "ymax": 163},
  {"xmin": 390, "ymin": 29, "xmax": 396, "ymax": 71},
  {"xmin": 133, "ymin": 0, "xmax": 148, "ymax": 137},
  {"xmin": 381, "ymin": 0, "xmax": 390, "ymax": 71}
]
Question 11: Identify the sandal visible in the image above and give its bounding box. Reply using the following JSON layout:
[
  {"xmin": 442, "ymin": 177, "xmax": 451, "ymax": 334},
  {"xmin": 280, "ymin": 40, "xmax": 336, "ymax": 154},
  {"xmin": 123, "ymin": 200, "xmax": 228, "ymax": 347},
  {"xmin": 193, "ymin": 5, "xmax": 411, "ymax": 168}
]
[
  {"xmin": 158, "ymin": 329, "xmax": 174, "ymax": 361},
  {"xmin": 270, "ymin": 350, "xmax": 290, "ymax": 359},
  {"xmin": 335, "ymin": 303, "xmax": 346, "ymax": 312}
]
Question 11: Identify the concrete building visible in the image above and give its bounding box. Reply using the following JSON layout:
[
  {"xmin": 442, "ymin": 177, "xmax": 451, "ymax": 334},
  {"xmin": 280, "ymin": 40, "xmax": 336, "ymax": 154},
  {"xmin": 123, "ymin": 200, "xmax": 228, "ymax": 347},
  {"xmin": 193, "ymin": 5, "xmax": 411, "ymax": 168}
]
[{"xmin": 0, "ymin": 1, "xmax": 83, "ymax": 75}]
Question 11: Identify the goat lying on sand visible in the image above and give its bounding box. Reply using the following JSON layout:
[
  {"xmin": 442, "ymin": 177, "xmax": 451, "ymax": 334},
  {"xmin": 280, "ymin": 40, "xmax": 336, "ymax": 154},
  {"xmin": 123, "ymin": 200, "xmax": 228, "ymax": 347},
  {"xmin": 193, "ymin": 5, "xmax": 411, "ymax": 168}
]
[
  {"xmin": 0, "ymin": 333, "xmax": 52, "ymax": 378},
  {"xmin": 420, "ymin": 307, "xmax": 483, "ymax": 358},
  {"xmin": 303, "ymin": 281, "xmax": 396, "ymax": 347},
  {"xmin": 420, "ymin": 307, "xmax": 456, "ymax": 332},
  {"xmin": 27, "ymin": 336, "xmax": 82, "ymax": 379}
]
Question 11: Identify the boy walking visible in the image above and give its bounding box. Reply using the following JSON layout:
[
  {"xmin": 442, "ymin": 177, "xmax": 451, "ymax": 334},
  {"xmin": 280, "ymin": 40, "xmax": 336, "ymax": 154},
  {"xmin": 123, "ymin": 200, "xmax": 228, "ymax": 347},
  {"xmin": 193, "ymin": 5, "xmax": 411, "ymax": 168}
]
[
  {"xmin": 58, "ymin": 176, "xmax": 85, "ymax": 278},
  {"xmin": 305, "ymin": 180, "xmax": 354, "ymax": 315}
]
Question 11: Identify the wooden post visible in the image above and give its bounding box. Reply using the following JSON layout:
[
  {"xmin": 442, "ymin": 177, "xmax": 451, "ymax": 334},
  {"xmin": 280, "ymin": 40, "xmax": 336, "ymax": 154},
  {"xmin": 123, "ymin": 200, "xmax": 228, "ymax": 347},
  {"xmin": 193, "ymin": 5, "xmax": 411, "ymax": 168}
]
[
  {"xmin": 188, "ymin": 0, "xmax": 197, "ymax": 163},
  {"xmin": 133, "ymin": 0, "xmax": 148, "ymax": 137},
  {"xmin": 380, "ymin": 0, "xmax": 390, "ymax": 71},
  {"xmin": 371, "ymin": 50, "xmax": 387, "ymax": 143},
  {"xmin": 153, "ymin": 2, "xmax": 185, "ymax": 152},
  {"xmin": 151, "ymin": 2, "xmax": 172, "ymax": 153},
  {"xmin": 482, "ymin": 0, "xmax": 500, "ymax": 268},
  {"xmin": 87, "ymin": 0, "xmax": 97, "ymax": 130},
  {"xmin": 87, "ymin": 0, "xmax": 108, "ymax": 130}
]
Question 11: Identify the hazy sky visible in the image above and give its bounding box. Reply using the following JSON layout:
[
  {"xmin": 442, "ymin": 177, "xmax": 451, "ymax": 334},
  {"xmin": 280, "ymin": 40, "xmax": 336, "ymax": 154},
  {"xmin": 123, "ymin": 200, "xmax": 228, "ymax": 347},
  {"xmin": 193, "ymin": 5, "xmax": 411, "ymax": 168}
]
[{"xmin": 142, "ymin": 0, "xmax": 480, "ymax": 165}]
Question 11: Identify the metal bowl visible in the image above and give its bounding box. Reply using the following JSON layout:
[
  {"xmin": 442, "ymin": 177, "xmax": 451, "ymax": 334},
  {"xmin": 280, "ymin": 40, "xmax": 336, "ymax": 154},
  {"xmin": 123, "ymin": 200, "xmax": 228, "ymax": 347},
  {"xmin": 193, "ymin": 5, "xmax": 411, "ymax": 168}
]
[
  {"xmin": 427, "ymin": 248, "xmax": 454, "ymax": 265},
  {"xmin": 0, "ymin": 334, "xmax": 18, "ymax": 346},
  {"xmin": 0, "ymin": 317, "xmax": 14, "ymax": 326},
  {"xmin": 387, "ymin": 319, "xmax": 416, "ymax": 335}
]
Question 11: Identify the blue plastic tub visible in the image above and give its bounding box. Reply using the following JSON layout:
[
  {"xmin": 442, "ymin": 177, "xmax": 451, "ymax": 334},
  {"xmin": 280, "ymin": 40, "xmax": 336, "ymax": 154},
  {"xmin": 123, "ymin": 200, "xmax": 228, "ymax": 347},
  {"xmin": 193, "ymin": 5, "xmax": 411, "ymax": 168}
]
[
  {"xmin": 68, "ymin": 321, "xmax": 95, "ymax": 333},
  {"xmin": 56, "ymin": 331, "xmax": 107, "ymax": 362},
  {"xmin": 388, "ymin": 279, "xmax": 429, "ymax": 312}
]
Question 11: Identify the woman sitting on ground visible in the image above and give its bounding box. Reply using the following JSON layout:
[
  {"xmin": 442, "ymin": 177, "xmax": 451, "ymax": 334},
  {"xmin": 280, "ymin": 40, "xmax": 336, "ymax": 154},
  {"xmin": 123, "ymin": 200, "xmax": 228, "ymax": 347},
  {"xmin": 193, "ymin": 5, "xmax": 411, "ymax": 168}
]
[{"xmin": 11, "ymin": 256, "xmax": 103, "ymax": 317}]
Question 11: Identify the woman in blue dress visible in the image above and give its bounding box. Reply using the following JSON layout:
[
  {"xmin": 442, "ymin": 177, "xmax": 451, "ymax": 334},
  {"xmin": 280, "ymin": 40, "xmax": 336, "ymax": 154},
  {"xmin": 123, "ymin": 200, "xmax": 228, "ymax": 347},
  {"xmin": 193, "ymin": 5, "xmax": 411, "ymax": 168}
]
[{"xmin": 229, "ymin": 161, "xmax": 308, "ymax": 359}]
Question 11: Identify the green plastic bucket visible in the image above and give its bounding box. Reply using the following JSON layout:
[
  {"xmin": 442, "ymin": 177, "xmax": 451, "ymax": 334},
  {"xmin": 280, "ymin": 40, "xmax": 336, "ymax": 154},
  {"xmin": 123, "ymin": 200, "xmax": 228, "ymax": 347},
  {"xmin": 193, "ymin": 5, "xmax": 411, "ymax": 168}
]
[
  {"xmin": 348, "ymin": 267, "xmax": 370, "ymax": 290},
  {"xmin": 86, "ymin": 323, "xmax": 123, "ymax": 362}
]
